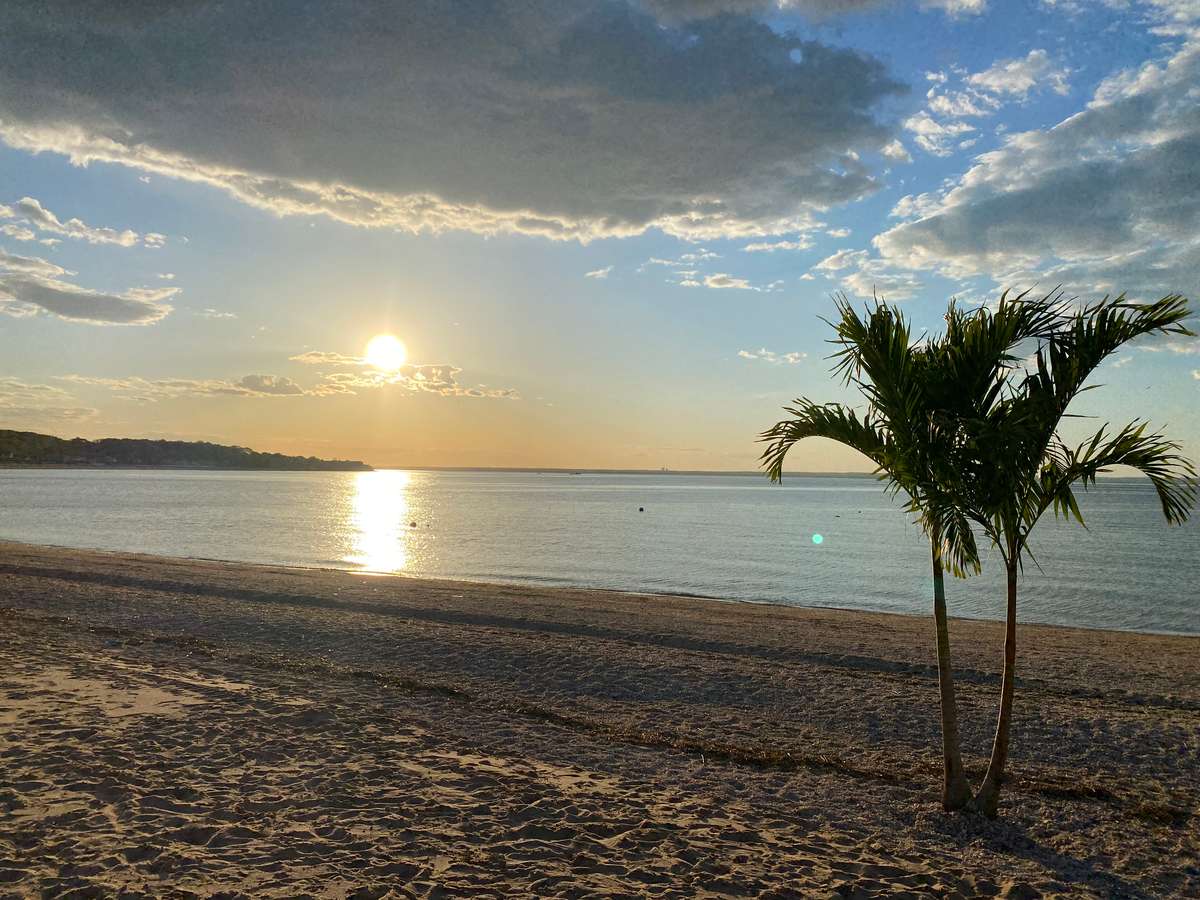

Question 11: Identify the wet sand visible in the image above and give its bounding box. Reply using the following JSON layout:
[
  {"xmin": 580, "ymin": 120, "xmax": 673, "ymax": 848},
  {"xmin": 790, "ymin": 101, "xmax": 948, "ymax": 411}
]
[{"xmin": 0, "ymin": 541, "xmax": 1196, "ymax": 897}]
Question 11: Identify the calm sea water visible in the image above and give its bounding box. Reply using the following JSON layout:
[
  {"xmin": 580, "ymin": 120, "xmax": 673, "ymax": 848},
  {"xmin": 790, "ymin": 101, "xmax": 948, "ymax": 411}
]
[{"xmin": 0, "ymin": 469, "xmax": 1196, "ymax": 635}]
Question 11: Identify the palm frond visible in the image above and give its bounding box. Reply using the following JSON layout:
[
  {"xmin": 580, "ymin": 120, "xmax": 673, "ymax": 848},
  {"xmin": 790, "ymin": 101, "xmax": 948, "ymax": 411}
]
[
  {"xmin": 1033, "ymin": 421, "xmax": 1197, "ymax": 531},
  {"xmin": 758, "ymin": 400, "xmax": 893, "ymax": 484}
]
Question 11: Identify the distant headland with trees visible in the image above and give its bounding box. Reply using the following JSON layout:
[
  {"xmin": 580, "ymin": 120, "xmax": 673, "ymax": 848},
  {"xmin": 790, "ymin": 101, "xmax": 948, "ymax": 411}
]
[{"xmin": 0, "ymin": 429, "xmax": 372, "ymax": 471}]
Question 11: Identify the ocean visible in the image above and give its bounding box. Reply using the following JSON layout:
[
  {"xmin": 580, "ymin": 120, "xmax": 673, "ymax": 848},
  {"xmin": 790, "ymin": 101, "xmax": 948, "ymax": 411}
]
[{"xmin": 1, "ymin": 468, "xmax": 1195, "ymax": 635}]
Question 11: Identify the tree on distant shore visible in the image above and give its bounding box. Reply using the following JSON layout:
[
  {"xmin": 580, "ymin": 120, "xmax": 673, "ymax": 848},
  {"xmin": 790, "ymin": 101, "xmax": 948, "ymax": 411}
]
[
  {"xmin": 759, "ymin": 292, "xmax": 1063, "ymax": 811},
  {"xmin": 958, "ymin": 294, "xmax": 1196, "ymax": 816}
]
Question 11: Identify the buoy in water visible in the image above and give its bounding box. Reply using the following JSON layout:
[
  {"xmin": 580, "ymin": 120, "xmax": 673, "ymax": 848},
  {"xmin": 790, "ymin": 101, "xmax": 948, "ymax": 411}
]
[{"xmin": 638, "ymin": 507, "xmax": 644, "ymax": 512}]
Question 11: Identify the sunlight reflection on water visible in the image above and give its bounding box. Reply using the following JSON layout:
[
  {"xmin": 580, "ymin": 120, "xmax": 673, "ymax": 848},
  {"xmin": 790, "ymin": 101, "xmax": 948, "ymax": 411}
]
[{"xmin": 344, "ymin": 470, "xmax": 416, "ymax": 573}]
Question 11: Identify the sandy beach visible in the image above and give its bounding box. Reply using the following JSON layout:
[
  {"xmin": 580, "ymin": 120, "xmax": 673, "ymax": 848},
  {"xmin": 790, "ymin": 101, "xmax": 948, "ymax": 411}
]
[{"xmin": 0, "ymin": 541, "xmax": 1196, "ymax": 897}]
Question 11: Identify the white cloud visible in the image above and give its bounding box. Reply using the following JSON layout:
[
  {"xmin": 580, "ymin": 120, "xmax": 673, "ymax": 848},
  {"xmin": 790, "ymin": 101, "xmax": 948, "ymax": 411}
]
[
  {"xmin": 320, "ymin": 366, "xmax": 518, "ymax": 399},
  {"xmin": 814, "ymin": 248, "xmax": 867, "ymax": 271},
  {"xmin": 0, "ymin": 3, "xmax": 907, "ymax": 242},
  {"xmin": 911, "ymin": 50, "xmax": 1070, "ymax": 157},
  {"xmin": 290, "ymin": 350, "xmax": 368, "ymax": 367},
  {"xmin": 1, "ymin": 223, "xmax": 36, "ymax": 241},
  {"xmin": 875, "ymin": 37, "xmax": 1200, "ymax": 297},
  {"xmin": 702, "ymin": 273, "xmax": 754, "ymax": 290},
  {"xmin": 0, "ymin": 248, "xmax": 71, "ymax": 278},
  {"xmin": 196, "ymin": 308, "xmax": 236, "ymax": 319},
  {"xmin": 290, "ymin": 349, "xmax": 520, "ymax": 398},
  {"xmin": 841, "ymin": 262, "xmax": 922, "ymax": 300},
  {"xmin": 742, "ymin": 238, "xmax": 813, "ymax": 252},
  {"xmin": 638, "ymin": 1, "xmax": 887, "ymax": 22},
  {"xmin": 585, "ymin": 265, "xmax": 613, "ymax": 279},
  {"xmin": 927, "ymin": 89, "xmax": 998, "ymax": 118},
  {"xmin": 143, "ymin": 232, "xmax": 167, "ymax": 248},
  {"xmin": 967, "ymin": 49, "xmax": 1070, "ymax": 99},
  {"xmin": 825, "ymin": 227, "xmax": 851, "ymax": 238},
  {"xmin": 642, "ymin": 0, "xmax": 994, "ymax": 20},
  {"xmin": 903, "ymin": 111, "xmax": 975, "ymax": 156},
  {"xmin": 889, "ymin": 192, "xmax": 942, "ymax": 220},
  {"xmin": 812, "ymin": 248, "xmax": 920, "ymax": 298},
  {"xmin": 3, "ymin": 196, "xmax": 139, "ymax": 246},
  {"xmin": 1193, "ymin": 369, "xmax": 1200, "ymax": 379},
  {"xmin": 880, "ymin": 139, "xmax": 913, "ymax": 163},
  {"xmin": 921, "ymin": 0, "xmax": 986, "ymax": 14},
  {"xmin": 680, "ymin": 249, "xmax": 721, "ymax": 263},
  {"xmin": 737, "ymin": 347, "xmax": 807, "ymax": 363}
]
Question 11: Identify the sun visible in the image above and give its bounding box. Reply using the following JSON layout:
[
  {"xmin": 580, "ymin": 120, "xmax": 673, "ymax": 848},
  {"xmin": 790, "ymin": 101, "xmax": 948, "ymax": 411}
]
[{"xmin": 364, "ymin": 334, "xmax": 407, "ymax": 371}]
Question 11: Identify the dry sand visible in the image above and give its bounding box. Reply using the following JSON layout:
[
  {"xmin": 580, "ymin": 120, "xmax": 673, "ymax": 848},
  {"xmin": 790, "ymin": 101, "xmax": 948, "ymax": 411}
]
[{"xmin": 0, "ymin": 540, "xmax": 1196, "ymax": 898}]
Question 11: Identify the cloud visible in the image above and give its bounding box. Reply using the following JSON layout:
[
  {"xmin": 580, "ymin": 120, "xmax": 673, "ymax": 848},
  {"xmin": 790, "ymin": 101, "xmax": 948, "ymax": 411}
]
[
  {"xmin": 825, "ymin": 227, "xmax": 851, "ymax": 238},
  {"xmin": 320, "ymin": 365, "xmax": 519, "ymax": 399},
  {"xmin": 880, "ymin": 139, "xmax": 913, "ymax": 162},
  {"xmin": 967, "ymin": 49, "xmax": 1070, "ymax": 98},
  {"xmin": 196, "ymin": 308, "xmax": 236, "ymax": 319},
  {"xmin": 585, "ymin": 265, "xmax": 613, "ymax": 279},
  {"xmin": 639, "ymin": 0, "xmax": 987, "ymax": 21},
  {"xmin": 1146, "ymin": 337, "xmax": 1200, "ymax": 355},
  {"xmin": 841, "ymin": 262, "xmax": 922, "ymax": 300},
  {"xmin": 0, "ymin": 248, "xmax": 70, "ymax": 278},
  {"xmin": 701, "ymin": 273, "xmax": 754, "ymax": 289},
  {"xmin": 737, "ymin": 347, "xmax": 807, "ymax": 363},
  {"xmin": 678, "ymin": 271, "xmax": 784, "ymax": 291},
  {"xmin": 235, "ymin": 374, "xmax": 304, "ymax": 395},
  {"xmin": 903, "ymin": 111, "xmax": 975, "ymax": 156},
  {"xmin": 875, "ymin": 37, "xmax": 1200, "ymax": 297},
  {"xmin": 910, "ymin": 50, "xmax": 1070, "ymax": 158},
  {"xmin": 637, "ymin": 1, "xmax": 886, "ymax": 23},
  {"xmin": 143, "ymin": 232, "xmax": 166, "ymax": 248},
  {"xmin": 1194, "ymin": 369, "xmax": 1200, "ymax": 380},
  {"xmin": 0, "ymin": 271, "xmax": 175, "ymax": 325},
  {"xmin": 290, "ymin": 349, "xmax": 520, "ymax": 398},
  {"xmin": 157, "ymin": 272, "xmax": 175, "ymax": 280},
  {"xmin": 290, "ymin": 350, "xmax": 367, "ymax": 367},
  {"xmin": 0, "ymin": 2, "xmax": 906, "ymax": 242},
  {"xmin": 3, "ymin": 196, "xmax": 139, "ymax": 246},
  {"xmin": 0, "ymin": 377, "xmax": 96, "ymax": 424},
  {"xmin": 921, "ymin": 0, "xmax": 986, "ymax": 14},
  {"xmin": 60, "ymin": 373, "xmax": 316, "ymax": 400},
  {"xmin": 814, "ymin": 248, "xmax": 867, "ymax": 271},
  {"xmin": 742, "ymin": 237, "xmax": 814, "ymax": 252},
  {"xmin": 1, "ymin": 223, "xmax": 36, "ymax": 241},
  {"xmin": 811, "ymin": 247, "xmax": 920, "ymax": 298}
]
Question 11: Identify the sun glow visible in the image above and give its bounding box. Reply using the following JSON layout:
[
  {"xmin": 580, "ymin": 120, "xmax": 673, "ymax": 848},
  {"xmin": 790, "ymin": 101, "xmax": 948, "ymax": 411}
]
[
  {"xmin": 364, "ymin": 334, "xmax": 407, "ymax": 370},
  {"xmin": 345, "ymin": 470, "xmax": 415, "ymax": 573}
]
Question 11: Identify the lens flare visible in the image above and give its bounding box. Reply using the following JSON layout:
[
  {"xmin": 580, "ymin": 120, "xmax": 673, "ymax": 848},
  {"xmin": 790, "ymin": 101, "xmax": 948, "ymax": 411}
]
[{"xmin": 812, "ymin": 533, "xmax": 824, "ymax": 545}]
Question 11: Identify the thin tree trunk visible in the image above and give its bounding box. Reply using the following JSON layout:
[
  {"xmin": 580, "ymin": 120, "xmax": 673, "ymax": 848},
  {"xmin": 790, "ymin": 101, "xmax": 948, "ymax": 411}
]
[
  {"xmin": 931, "ymin": 540, "xmax": 971, "ymax": 811},
  {"xmin": 974, "ymin": 558, "xmax": 1018, "ymax": 818}
]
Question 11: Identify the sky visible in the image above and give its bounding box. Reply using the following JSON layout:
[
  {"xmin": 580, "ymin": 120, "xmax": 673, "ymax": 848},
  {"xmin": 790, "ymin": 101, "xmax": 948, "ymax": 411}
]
[{"xmin": 0, "ymin": 0, "xmax": 1198, "ymax": 471}]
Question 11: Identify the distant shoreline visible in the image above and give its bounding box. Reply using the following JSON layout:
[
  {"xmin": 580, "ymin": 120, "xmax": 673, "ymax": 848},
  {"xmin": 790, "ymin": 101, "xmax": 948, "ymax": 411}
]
[
  {"xmin": 0, "ymin": 463, "xmax": 373, "ymax": 472},
  {"xmin": 0, "ymin": 464, "xmax": 1143, "ymax": 479}
]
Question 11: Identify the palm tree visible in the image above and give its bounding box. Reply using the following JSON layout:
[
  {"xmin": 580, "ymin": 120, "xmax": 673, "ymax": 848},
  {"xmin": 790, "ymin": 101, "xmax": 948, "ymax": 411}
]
[
  {"xmin": 759, "ymin": 291, "xmax": 1064, "ymax": 811},
  {"xmin": 957, "ymin": 293, "xmax": 1196, "ymax": 817}
]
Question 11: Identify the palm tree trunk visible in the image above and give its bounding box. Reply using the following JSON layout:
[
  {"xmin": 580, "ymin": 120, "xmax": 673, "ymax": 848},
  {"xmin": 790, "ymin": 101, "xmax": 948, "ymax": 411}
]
[
  {"xmin": 974, "ymin": 558, "xmax": 1018, "ymax": 818},
  {"xmin": 931, "ymin": 540, "xmax": 971, "ymax": 811}
]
